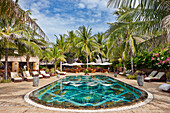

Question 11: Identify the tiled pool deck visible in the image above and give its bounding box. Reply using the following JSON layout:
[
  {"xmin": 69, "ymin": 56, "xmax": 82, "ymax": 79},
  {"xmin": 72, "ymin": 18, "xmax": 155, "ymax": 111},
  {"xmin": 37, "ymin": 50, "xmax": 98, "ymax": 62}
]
[{"xmin": 0, "ymin": 72, "xmax": 169, "ymax": 113}]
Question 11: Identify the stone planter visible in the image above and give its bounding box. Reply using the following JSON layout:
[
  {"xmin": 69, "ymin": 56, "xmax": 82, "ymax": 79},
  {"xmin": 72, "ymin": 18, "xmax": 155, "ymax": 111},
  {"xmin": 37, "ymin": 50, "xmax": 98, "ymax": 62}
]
[
  {"xmin": 84, "ymin": 73, "xmax": 89, "ymax": 75},
  {"xmin": 114, "ymin": 73, "xmax": 117, "ymax": 77},
  {"xmin": 57, "ymin": 74, "xmax": 60, "ymax": 78},
  {"xmin": 137, "ymin": 75, "xmax": 144, "ymax": 86},
  {"xmin": 33, "ymin": 77, "xmax": 39, "ymax": 87}
]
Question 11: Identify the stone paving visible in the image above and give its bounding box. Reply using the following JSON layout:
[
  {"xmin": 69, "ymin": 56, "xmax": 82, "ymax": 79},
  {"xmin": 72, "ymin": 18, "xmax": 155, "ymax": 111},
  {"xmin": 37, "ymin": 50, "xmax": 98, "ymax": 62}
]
[{"xmin": 0, "ymin": 72, "xmax": 169, "ymax": 113}]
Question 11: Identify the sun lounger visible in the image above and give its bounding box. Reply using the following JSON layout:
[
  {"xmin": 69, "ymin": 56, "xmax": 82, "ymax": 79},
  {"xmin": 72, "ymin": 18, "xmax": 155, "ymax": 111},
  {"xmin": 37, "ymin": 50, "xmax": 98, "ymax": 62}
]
[
  {"xmin": 159, "ymin": 83, "xmax": 170, "ymax": 93},
  {"xmin": 40, "ymin": 70, "xmax": 50, "ymax": 78},
  {"xmin": 10, "ymin": 72, "xmax": 22, "ymax": 82},
  {"xmin": 144, "ymin": 71, "xmax": 157, "ymax": 81},
  {"xmin": 56, "ymin": 70, "xmax": 66, "ymax": 75},
  {"xmin": 32, "ymin": 71, "xmax": 43, "ymax": 79},
  {"xmin": 23, "ymin": 71, "xmax": 33, "ymax": 81},
  {"xmin": 145, "ymin": 72, "xmax": 166, "ymax": 82}
]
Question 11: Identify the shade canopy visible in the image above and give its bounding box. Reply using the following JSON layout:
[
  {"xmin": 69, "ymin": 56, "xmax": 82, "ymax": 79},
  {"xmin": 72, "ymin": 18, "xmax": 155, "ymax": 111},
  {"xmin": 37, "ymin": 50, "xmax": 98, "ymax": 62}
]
[
  {"xmin": 71, "ymin": 62, "xmax": 84, "ymax": 66},
  {"xmin": 63, "ymin": 62, "xmax": 84, "ymax": 66},
  {"xmin": 62, "ymin": 63, "xmax": 73, "ymax": 66},
  {"xmin": 98, "ymin": 62, "xmax": 112, "ymax": 65},
  {"xmin": 88, "ymin": 62, "xmax": 99, "ymax": 65}
]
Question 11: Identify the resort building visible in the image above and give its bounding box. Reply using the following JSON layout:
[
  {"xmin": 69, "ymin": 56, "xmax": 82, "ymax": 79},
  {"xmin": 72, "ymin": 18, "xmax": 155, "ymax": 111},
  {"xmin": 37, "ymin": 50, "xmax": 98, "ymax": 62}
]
[{"xmin": 0, "ymin": 56, "xmax": 39, "ymax": 73}]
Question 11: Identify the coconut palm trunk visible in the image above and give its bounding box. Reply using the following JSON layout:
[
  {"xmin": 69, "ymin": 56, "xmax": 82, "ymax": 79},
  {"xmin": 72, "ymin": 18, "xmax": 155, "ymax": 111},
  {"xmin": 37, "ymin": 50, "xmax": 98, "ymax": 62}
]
[
  {"xmin": 99, "ymin": 54, "xmax": 103, "ymax": 63},
  {"xmin": 86, "ymin": 53, "xmax": 88, "ymax": 69},
  {"xmin": 4, "ymin": 47, "xmax": 9, "ymax": 80},
  {"xmin": 60, "ymin": 61, "xmax": 62, "ymax": 71},
  {"xmin": 46, "ymin": 61, "xmax": 48, "ymax": 68},
  {"xmin": 123, "ymin": 61, "xmax": 126, "ymax": 72},
  {"xmin": 54, "ymin": 60, "xmax": 56, "ymax": 75},
  {"xmin": 26, "ymin": 56, "xmax": 30, "ymax": 71},
  {"xmin": 130, "ymin": 50, "xmax": 134, "ymax": 73}
]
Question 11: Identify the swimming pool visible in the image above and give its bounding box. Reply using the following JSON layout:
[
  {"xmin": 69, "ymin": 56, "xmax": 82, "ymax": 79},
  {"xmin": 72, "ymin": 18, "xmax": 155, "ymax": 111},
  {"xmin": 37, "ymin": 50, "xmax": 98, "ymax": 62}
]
[{"xmin": 27, "ymin": 75, "xmax": 151, "ymax": 111}]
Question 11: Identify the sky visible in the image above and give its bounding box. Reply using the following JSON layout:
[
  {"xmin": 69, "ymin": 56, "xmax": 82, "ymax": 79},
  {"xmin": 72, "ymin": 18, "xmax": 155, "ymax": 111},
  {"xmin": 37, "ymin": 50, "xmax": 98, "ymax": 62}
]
[{"xmin": 18, "ymin": 0, "xmax": 117, "ymax": 42}]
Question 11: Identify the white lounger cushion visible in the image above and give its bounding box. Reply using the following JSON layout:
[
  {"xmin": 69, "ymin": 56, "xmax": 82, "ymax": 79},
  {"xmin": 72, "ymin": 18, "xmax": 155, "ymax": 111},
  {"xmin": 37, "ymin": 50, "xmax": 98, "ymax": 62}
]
[
  {"xmin": 44, "ymin": 74, "xmax": 50, "ymax": 76},
  {"xmin": 145, "ymin": 72, "xmax": 165, "ymax": 80},
  {"xmin": 39, "ymin": 75, "xmax": 43, "ymax": 78},
  {"xmin": 23, "ymin": 71, "xmax": 33, "ymax": 80},
  {"xmin": 148, "ymin": 71, "xmax": 157, "ymax": 77},
  {"xmin": 11, "ymin": 72, "xmax": 22, "ymax": 80},
  {"xmin": 56, "ymin": 70, "xmax": 66, "ymax": 74},
  {"xmin": 159, "ymin": 83, "xmax": 170, "ymax": 91},
  {"xmin": 119, "ymin": 72, "xmax": 124, "ymax": 75},
  {"xmin": 32, "ymin": 71, "xmax": 39, "ymax": 75},
  {"xmin": 13, "ymin": 77, "xmax": 22, "ymax": 80},
  {"xmin": 26, "ymin": 77, "xmax": 33, "ymax": 79},
  {"xmin": 32, "ymin": 71, "xmax": 43, "ymax": 78},
  {"xmin": 153, "ymin": 72, "xmax": 165, "ymax": 79},
  {"xmin": 40, "ymin": 71, "xmax": 50, "ymax": 76},
  {"xmin": 144, "ymin": 77, "xmax": 151, "ymax": 80}
]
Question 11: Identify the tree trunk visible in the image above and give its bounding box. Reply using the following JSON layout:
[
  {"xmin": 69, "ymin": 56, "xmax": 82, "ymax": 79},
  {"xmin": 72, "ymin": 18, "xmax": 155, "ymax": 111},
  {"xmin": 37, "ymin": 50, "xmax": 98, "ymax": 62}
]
[
  {"xmin": 99, "ymin": 53, "xmax": 103, "ymax": 63},
  {"xmin": 4, "ymin": 47, "xmax": 9, "ymax": 80},
  {"xmin": 130, "ymin": 51, "xmax": 134, "ymax": 73},
  {"xmin": 46, "ymin": 61, "xmax": 48, "ymax": 68},
  {"xmin": 26, "ymin": 56, "xmax": 30, "ymax": 71},
  {"xmin": 87, "ymin": 54, "xmax": 88, "ymax": 69},
  {"xmin": 54, "ymin": 61, "xmax": 56, "ymax": 75},
  {"xmin": 60, "ymin": 61, "xmax": 62, "ymax": 71},
  {"xmin": 123, "ymin": 61, "xmax": 126, "ymax": 72}
]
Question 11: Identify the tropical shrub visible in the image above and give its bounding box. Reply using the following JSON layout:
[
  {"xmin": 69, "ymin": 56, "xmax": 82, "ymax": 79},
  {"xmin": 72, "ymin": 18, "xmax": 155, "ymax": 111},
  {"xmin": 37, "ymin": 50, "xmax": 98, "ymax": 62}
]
[
  {"xmin": 45, "ymin": 68, "xmax": 50, "ymax": 73},
  {"xmin": 1, "ymin": 78, "xmax": 11, "ymax": 83},
  {"xmin": 150, "ymin": 46, "xmax": 170, "ymax": 69},
  {"xmin": 122, "ymin": 73, "xmax": 126, "ymax": 76},
  {"xmin": 127, "ymin": 74, "xmax": 136, "ymax": 79},
  {"xmin": 126, "ymin": 71, "xmax": 139, "ymax": 79},
  {"xmin": 84, "ymin": 69, "xmax": 88, "ymax": 74},
  {"xmin": 127, "ymin": 45, "xmax": 170, "ymax": 70},
  {"xmin": 166, "ymin": 72, "xmax": 170, "ymax": 80},
  {"xmin": 50, "ymin": 68, "xmax": 55, "ymax": 74}
]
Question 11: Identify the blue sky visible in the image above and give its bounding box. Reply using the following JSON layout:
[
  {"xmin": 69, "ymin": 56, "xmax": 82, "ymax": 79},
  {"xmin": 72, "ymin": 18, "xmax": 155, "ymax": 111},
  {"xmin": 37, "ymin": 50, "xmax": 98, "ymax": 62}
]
[{"xmin": 18, "ymin": 0, "xmax": 117, "ymax": 42}]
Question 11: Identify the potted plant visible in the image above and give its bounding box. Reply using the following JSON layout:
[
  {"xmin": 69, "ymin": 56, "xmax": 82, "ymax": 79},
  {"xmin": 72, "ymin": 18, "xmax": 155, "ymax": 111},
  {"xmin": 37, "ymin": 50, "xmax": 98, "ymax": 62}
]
[
  {"xmin": 137, "ymin": 71, "xmax": 144, "ymax": 86},
  {"xmin": 50, "ymin": 68, "xmax": 55, "ymax": 76},
  {"xmin": 84, "ymin": 69, "xmax": 89, "ymax": 75},
  {"xmin": 45, "ymin": 68, "xmax": 50, "ymax": 74}
]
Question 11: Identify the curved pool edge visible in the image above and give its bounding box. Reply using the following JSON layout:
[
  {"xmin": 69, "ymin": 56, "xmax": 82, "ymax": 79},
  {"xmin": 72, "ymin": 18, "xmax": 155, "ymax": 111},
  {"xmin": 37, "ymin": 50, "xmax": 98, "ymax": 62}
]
[{"xmin": 24, "ymin": 75, "xmax": 153, "ymax": 112}]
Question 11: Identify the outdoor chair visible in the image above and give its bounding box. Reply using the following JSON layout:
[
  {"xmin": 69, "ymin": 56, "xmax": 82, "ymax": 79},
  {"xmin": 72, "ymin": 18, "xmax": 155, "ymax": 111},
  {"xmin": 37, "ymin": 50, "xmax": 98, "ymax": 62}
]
[
  {"xmin": 40, "ymin": 70, "xmax": 50, "ymax": 78},
  {"xmin": 23, "ymin": 71, "xmax": 33, "ymax": 82},
  {"xmin": 10, "ymin": 72, "xmax": 22, "ymax": 82},
  {"xmin": 145, "ymin": 71, "xmax": 157, "ymax": 78},
  {"xmin": 159, "ymin": 83, "xmax": 170, "ymax": 93},
  {"xmin": 32, "ymin": 71, "xmax": 43, "ymax": 79},
  {"xmin": 144, "ymin": 72, "xmax": 166, "ymax": 82},
  {"xmin": 56, "ymin": 70, "xmax": 66, "ymax": 75}
]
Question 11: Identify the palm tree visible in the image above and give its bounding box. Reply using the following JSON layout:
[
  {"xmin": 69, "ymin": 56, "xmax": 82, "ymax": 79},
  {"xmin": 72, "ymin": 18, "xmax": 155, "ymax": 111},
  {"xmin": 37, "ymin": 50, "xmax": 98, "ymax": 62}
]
[
  {"xmin": 94, "ymin": 32, "xmax": 106, "ymax": 63},
  {"xmin": 0, "ymin": 0, "xmax": 48, "ymax": 80},
  {"xmin": 76, "ymin": 25, "xmax": 97, "ymax": 69},
  {"xmin": 105, "ymin": 8, "xmax": 146, "ymax": 73},
  {"xmin": 51, "ymin": 47, "xmax": 66, "ymax": 75},
  {"xmin": 17, "ymin": 31, "xmax": 46, "ymax": 70},
  {"xmin": 41, "ymin": 47, "xmax": 52, "ymax": 68},
  {"xmin": 106, "ymin": 0, "xmax": 170, "ymax": 72},
  {"xmin": 107, "ymin": 0, "xmax": 170, "ymax": 41},
  {"xmin": 106, "ymin": 36, "xmax": 126, "ymax": 71},
  {"xmin": 0, "ymin": 19, "xmax": 26, "ymax": 80},
  {"xmin": 54, "ymin": 34, "xmax": 69, "ymax": 71}
]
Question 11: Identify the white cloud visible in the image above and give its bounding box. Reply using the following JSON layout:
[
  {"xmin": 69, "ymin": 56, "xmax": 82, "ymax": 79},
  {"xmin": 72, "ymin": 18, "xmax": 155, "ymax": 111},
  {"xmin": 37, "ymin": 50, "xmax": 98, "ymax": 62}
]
[
  {"xmin": 17, "ymin": 0, "xmax": 116, "ymax": 43},
  {"xmin": 78, "ymin": 3, "xmax": 85, "ymax": 9}
]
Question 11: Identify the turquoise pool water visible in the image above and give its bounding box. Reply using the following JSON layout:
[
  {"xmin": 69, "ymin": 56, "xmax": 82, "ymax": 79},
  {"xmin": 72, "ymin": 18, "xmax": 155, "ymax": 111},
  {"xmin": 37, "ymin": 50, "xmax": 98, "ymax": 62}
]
[{"xmin": 30, "ymin": 75, "xmax": 147, "ymax": 109}]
